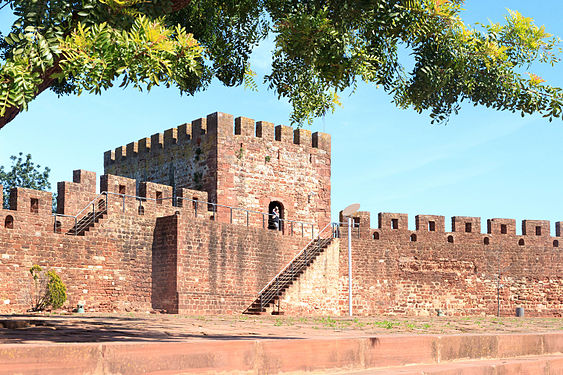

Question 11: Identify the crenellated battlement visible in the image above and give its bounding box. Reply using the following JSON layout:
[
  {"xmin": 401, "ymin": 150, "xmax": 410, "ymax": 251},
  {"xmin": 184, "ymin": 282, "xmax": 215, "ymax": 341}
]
[
  {"xmin": 342, "ymin": 211, "xmax": 563, "ymax": 246},
  {"xmin": 104, "ymin": 112, "xmax": 331, "ymax": 167},
  {"xmin": 1, "ymin": 168, "xmax": 316, "ymax": 235}
]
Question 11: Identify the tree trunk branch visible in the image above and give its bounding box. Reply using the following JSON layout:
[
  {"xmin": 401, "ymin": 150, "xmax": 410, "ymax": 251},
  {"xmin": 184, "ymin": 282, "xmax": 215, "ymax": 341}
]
[
  {"xmin": 171, "ymin": 0, "xmax": 192, "ymax": 12},
  {"xmin": 0, "ymin": 1, "xmax": 192, "ymax": 130},
  {"xmin": 0, "ymin": 0, "xmax": 191, "ymax": 129},
  {"xmin": 0, "ymin": 62, "xmax": 62, "ymax": 131}
]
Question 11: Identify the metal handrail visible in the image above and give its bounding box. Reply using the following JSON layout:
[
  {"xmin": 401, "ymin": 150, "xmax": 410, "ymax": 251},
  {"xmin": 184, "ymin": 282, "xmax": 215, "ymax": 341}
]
[
  {"xmin": 53, "ymin": 192, "xmax": 109, "ymax": 235},
  {"xmin": 335, "ymin": 221, "xmax": 361, "ymax": 238},
  {"xmin": 52, "ymin": 190, "xmax": 318, "ymax": 237},
  {"xmin": 74, "ymin": 193, "xmax": 107, "ymax": 219},
  {"xmin": 250, "ymin": 221, "xmax": 337, "ymax": 311},
  {"xmin": 176, "ymin": 196, "xmax": 316, "ymax": 237}
]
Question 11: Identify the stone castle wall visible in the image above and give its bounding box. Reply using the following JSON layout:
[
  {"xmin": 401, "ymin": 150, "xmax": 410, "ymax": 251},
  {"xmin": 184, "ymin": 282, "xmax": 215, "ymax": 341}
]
[
  {"xmin": 277, "ymin": 211, "xmax": 563, "ymax": 317},
  {"xmin": 1, "ymin": 173, "xmax": 562, "ymax": 316},
  {"xmin": 1, "ymin": 111, "xmax": 562, "ymax": 317},
  {"xmin": 0, "ymin": 169, "xmax": 312, "ymax": 314}
]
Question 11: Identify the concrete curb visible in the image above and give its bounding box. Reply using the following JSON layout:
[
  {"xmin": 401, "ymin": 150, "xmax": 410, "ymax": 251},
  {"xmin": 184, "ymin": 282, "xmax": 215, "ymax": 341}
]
[{"xmin": 0, "ymin": 332, "xmax": 562, "ymax": 374}]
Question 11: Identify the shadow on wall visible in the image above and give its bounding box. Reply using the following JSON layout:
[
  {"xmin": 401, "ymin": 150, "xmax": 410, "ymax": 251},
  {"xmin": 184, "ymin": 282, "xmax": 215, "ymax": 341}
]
[{"xmin": 151, "ymin": 216, "xmax": 178, "ymax": 314}]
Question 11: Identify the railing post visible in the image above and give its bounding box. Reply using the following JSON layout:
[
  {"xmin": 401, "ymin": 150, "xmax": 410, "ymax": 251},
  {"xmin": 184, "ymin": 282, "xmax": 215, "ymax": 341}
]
[
  {"xmin": 122, "ymin": 195, "xmax": 125, "ymax": 213},
  {"xmin": 105, "ymin": 192, "xmax": 108, "ymax": 212},
  {"xmin": 213, "ymin": 203, "xmax": 216, "ymax": 221},
  {"xmin": 291, "ymin": 222, "xmax": 293, "ymax": 236},
  {"xmin": 246, "ymin": 210, "xmax": 249, "ymax": 227},
  {"xmin": 74, "ymin": 217, "xmax": 77, "ymax": 236},
  {"xmin": 194, "ymin": 200, "xmax": 198, "ymax": 218},
  {"xmin": 262, "ymin": 213, "xmax": 265, "ymax": 229},
  {"xmin": 230, "ymin": 208, "xmax": 233, "ymax": 224}
]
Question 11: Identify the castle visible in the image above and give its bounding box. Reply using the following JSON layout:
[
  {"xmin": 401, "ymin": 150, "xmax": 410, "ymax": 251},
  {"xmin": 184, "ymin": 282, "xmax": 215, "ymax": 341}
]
[{"xmin": 0, "ymin": 112, "xmax": 561, "ymax": 317}]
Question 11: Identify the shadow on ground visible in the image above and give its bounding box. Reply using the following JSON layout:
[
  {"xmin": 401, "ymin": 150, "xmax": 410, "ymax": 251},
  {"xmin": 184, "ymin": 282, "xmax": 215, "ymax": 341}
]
[{"xmin": 0, "ymin": 314, "xmax": 302, "ymax": 344}]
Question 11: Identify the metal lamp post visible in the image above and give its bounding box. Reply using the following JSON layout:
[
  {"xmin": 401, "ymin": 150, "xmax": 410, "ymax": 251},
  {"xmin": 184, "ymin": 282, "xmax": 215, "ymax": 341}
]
[{"xmin": 342, "ymin": 203, "xmax": 360, "ymax": 317}]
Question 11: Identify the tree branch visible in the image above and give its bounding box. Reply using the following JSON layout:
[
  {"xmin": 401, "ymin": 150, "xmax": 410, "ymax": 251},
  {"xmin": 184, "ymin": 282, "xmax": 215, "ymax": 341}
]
[
  {"xmin": 0, "ymin": 62, "xmax": 62, "ymax": 130},
  {"xmin": 171, "ymin": 0, "xmax": 192, "ymax": 12},
  {"xmin": 0, "ymin": 0, "xmax": 192, "ymax": 130}
]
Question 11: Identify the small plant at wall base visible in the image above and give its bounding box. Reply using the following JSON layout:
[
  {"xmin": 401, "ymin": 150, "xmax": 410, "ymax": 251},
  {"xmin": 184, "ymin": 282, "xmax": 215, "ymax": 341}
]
[
  {"xmin": 29, "ymin": 265, "xmax": 67, "ymax": 312},
  {"xmin": 265, "ymin": 155, "xmax": 271, "ymax": 163}
]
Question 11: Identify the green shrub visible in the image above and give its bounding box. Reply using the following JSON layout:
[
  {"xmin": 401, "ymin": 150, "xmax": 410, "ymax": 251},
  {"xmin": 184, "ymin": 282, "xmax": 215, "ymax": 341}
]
[
  {"xmin": 29, "ymin": 265, "xmax": 67, "ymax": 311},
  {"xmin": 46, "ymin": 270, "xmax": 67, "ymax": 309}
]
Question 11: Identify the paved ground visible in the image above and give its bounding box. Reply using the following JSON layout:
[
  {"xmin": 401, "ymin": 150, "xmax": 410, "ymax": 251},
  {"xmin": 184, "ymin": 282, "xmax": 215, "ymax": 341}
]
[{"xmin": 1, "ymin": 313, "xmax": 562, "ymax": 344}]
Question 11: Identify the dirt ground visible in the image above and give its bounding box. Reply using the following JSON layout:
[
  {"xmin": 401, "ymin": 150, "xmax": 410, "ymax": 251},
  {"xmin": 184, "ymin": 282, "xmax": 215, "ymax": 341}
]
[{"xmin": 1, "ymin": 313, "xmax": 562, "ymax": 344}]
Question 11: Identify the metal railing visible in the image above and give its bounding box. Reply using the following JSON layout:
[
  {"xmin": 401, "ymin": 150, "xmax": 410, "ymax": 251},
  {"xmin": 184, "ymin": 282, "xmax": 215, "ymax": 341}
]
[
  {"xmin": 52, "ymin": 191, "xmax": 319, "ymax": 238},
  {"xmin": 334, "ymin": 221, "xmax": 361, "ymax": 239},
  {"xmin": 175, "ymin": 196, "xmax": 316, "ymax": 238},
  {"xmin": 53, "ymin": 193, "xmax": 108, "ymax": 235},
  {"xmin": 251, "ymin": 221, "xmax": 339, "ymax": 312}
]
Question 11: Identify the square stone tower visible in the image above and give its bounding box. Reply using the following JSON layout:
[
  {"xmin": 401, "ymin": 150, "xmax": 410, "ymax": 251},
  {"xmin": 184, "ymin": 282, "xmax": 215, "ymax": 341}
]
[{"xmin": 104, "ymin": 112, "xmax": 331, "ymax": 228}]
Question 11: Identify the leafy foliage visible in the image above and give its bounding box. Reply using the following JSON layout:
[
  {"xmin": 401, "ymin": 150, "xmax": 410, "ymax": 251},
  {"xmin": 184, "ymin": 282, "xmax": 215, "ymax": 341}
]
[
  {"xmin": 0, "ymin": 0, "xmax": 561, "ymax": 127},
  {"xmin": 0, "ymin": 153, "xmax": 51, "ymax": 209},
  {"xmin": 29, "ymin": 265, "xmax": 67, "ymax": 311}
]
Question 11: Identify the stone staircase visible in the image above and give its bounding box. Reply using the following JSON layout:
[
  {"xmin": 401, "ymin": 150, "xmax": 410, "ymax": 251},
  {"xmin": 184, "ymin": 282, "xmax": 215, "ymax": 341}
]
[
  {"xmin": 66, "ymin": 199, "xmax": 107, "ymax": 236},
  {"xmin": 244, "ymin": 237, "xmax": 333, "ymax": 315}
]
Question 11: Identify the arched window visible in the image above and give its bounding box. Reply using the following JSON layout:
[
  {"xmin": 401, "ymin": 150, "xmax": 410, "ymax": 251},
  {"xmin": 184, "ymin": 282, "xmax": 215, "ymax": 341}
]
[
  {"xmin": 373, "ymin": 232, "xmax": 380, "ymax": 240},
  {"xmin": 138, "ymin": 205, "xmax": 145, "ymax": 215},
  {"xmin": 410, "ymin": 233, "xmax": 417, "ymax": 242},
  {"xmin": 268, "ymin": 201, "xmax": 284, "ymax": 232},
  {"xmin": 518, "ymin": 239, "xmax": 525, "ymax": 246},
  {"xmin": 4, "ymin": 215, "xmax": 14, "ymax": 229},
  {"xmin": 484, "ymin": 237, "xmax": 490, "ymax": 245},
  {"xmin": 447, "ymin": 235, "xmax": 454, "ymax": 243}
]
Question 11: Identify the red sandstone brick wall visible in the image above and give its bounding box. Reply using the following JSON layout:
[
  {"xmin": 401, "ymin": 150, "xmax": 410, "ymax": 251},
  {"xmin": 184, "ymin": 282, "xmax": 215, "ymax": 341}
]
[
  {"xmin": 171, "ymin": 215, "xmax": 310, "ymax": 314},
  {"xmin": 2, "ymin": 163, "xmax": 563, "ymax": 318},
  {"xmin": 0, "ymin": 172, "xmax": 312, "ymax": 314},
  {"xmin": 214, "ymin": 113, "xmax": 331, "ymax": 229},
  {"xmin": 57, "ymin": 170, "xmax": 98, "ymax": 215},
  {"xmin": 151, "ymin": 215, "xmax": 179, "ymax": 313},
  {"xmin": 0, "ymin": 213, "xmax": 157, "ymax": 313},
  {"xmin": 335, "ymin": 212, "xmax": 563, "ymax": 317}
]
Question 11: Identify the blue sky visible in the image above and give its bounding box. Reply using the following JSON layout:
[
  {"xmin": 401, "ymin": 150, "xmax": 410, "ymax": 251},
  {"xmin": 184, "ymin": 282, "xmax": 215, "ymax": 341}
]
[{"xmin": 1, "ymin": 1, "xmax": 562, "ymax": 234}]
